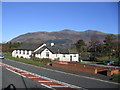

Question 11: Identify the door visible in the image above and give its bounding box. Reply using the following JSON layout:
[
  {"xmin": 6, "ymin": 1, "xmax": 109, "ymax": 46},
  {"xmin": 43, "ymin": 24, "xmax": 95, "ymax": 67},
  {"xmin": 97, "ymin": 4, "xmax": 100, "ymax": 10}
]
[{"xmin": 70, "ymin": 56, "xmax": 72, "ymax": 61}]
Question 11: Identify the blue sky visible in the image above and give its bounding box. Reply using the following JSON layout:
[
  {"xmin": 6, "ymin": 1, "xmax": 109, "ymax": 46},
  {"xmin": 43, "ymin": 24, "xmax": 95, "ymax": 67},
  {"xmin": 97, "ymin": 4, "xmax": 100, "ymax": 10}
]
[{"xmin": 2, "ymin": 2, "xmax": 118, "ymax": 42}]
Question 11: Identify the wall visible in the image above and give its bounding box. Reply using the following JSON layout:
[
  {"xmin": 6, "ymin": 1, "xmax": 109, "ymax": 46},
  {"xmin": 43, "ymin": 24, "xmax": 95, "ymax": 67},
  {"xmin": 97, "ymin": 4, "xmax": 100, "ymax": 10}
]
[
  {"xmin": 51, "ymin": 62, "xmax": 120, "ymax": 76},
  {"xmin": 57, "ymin": 54, "xmax": 79, "ymax": 62},
  {"xmin": 12, "ymin": 50, "xmax": 32, "ymax": 59},
  {"xmin": 52, "ymin": 62, "xmax": 97, "ymax": 74},
  {"xmin": 35, "ymin": 48, "xmax": 79, "ymax": 62},
  {"xmin": 107, "ymin": 69, "xmax": 120, "ymax": 76},
  {"xmin": 35, "ymin": 48, "xmax": 56, "ymax": 60}
]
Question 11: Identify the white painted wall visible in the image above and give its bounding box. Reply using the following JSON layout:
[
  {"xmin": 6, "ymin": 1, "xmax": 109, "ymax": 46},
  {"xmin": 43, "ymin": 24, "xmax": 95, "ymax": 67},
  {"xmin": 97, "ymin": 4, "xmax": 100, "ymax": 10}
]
[
  {"xmin": 56, "ymin": 54, "xmax": 79, "ymax": 62},
  {"xmin": 35, "ymin": 48, "xmax": 79, "ymax": 62},
  {"xmin": 12, "ymin": 50, "xmax": 32, "ymax": 59},
  {"xmin": 70, "ymin": 54, "xmax": 79, "ymax": 61},
  {"xmin": 35, "ymin": 48, "xmax": 56, "ymax": 60}
]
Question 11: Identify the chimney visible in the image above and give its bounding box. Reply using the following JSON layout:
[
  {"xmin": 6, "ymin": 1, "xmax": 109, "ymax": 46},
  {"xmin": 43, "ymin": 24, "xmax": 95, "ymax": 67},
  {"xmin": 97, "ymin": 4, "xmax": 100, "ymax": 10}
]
[{"xmin": 51, "ymin": 43, "xmax": 55, "ymax": 46}]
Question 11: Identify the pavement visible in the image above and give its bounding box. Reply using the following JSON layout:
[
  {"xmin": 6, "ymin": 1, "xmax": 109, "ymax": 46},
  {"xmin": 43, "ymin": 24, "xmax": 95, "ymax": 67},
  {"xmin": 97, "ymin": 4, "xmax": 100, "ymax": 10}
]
[{"xmin": 1, "ymin": 59, "xmax": 120, "ymax": 90}]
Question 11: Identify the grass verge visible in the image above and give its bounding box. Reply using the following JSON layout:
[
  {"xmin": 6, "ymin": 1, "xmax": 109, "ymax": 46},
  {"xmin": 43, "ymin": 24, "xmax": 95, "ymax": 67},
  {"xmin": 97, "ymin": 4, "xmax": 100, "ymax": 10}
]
[
  {"xmin": 5, "ymin": 55, "xmax": 44, "ymax": 66},
  {"xmin": 96, "ymin": 57, "xmax": 119, "ymax": 62},
  {"xmin": 112, "ymin": 74, "xmax": 120, "ymax": 83}
]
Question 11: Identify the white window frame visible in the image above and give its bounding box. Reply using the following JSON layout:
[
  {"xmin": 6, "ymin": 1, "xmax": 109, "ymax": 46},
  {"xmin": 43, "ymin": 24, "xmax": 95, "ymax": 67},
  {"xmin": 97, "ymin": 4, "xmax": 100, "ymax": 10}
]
[
  {"xmin": 74, "ymin": 54, "xmax": 76, "ymax": 57},
  {"xmin": 46, "ymin": 52, "xmax": 49, "ymax": 57}
]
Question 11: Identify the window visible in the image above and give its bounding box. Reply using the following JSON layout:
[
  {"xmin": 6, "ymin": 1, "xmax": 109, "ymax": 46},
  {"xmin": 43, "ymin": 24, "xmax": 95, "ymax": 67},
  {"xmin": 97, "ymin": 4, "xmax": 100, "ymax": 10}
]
[
  {"xmin": 63, "ymin": 54, "xmax": 65, "ymax": 57},
  {"xmin": 74, "ymin": 54, "xmax": 76, "ymax": 57},
  {"xmin": 16, "ymin": 50, "xmax": 18, "ymax": 54},
  {"xmin": 19, "ymin": 51, "xmax": 21, "ymax": 54},
  {"xmin": 27, "ymin": 51, "xmax": 29, "ymax": 55},
  {"xmin": 46, "ymin": 52, "xmax": 49, "ymax": 57},
  {"xmin": 23, "ymin": 51, "xmax": 25, "ymax": 54}
]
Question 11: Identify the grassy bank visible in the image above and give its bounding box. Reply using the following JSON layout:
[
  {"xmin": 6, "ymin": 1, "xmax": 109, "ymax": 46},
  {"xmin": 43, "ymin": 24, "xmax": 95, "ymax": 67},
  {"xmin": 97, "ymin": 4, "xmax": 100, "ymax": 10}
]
[
  {"xmin": 96, "ymin": 57, "xmax": 119, "ymax": 62},
  {"xmin": 4, "ymin": 53, "xmax": 45, "ymax": 66},
  {"xmin": 112, "ymin": 74, "xmax": 120, "ymax": 83}
]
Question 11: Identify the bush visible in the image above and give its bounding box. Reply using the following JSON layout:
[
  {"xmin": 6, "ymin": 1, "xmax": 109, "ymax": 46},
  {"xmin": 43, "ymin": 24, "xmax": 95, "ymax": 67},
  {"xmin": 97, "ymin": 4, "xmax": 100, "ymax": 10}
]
[
  {"xmin": 31, "ymin": 57, "xmax": 51, "ymax": 64},
  {"xmin": 89, "ymin": 57, "xmax": 97, "ymax": 61},
  {"xmin": 40, "ymin": 58, "xmax": 51, "ymax": 64},
  {"xmin": 112, "ymin": 74, "xmax": 120, "ymax": 83},
  {"xmin": 109, "ymin": 58, "xmax": 119, "ymax": 62},
  {"xmin": 96, "ymin": 57, "xmax": 109, "ymax": 61},
  {"xmin": 96, "ymin": 57, "xmax": 119, "ymax": 62},
  {"xmin": 31, "ymin": 57, "xmax": 41, "ymax": 62}
]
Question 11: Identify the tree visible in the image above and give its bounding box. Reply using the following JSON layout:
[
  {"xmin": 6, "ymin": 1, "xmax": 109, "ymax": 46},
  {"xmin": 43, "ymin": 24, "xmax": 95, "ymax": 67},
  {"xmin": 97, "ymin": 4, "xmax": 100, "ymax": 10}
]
[
  {"xmin": 103, "ymin": 34, "xmax": 116, "ymax": 58},
  {"xmin": 75, "ymin": 39, "xmax": 86, "ymax": 57},
  {"xmin": 88, "ymin": 34, "xmax": 101, "ymax": 60},
  {"xmin": 111, "ymin": 41, "xmax": 120, "ymax": 58},
  {"xmin": 2, "ymin": 42, "xmax": 22, "ymax": 52}
]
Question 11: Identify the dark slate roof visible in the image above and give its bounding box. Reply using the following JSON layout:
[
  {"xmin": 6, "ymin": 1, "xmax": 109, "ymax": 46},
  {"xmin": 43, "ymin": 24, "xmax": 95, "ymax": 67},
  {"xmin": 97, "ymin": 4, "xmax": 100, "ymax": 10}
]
[
  {"xmin": 16, "ymin": 43, "xmax": 43, "ymax": 51},
  {"xmin": 16, "ymin": 43, "xmax": 78, "ymax": 54},
  {"xmin": 35, "ymin": 46, "xmax": 77, "ymax": 54},
  {"xmin": 69, "ymin": 49, "xmax": 78, "ymax": 54},
  {"xmin": 47, "ymin": 46, "xmax": 69, "ymax": 54},
  {"xmin": 35, "ymin": 46, "xmax": 46, "ymax": 53}
]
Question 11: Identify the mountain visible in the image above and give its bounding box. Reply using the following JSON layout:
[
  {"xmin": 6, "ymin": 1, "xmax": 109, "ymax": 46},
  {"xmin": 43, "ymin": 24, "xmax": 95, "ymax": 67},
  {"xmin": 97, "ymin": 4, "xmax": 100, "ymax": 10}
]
[{"xmin": 9, "ymin": 29, "xmax": 118, "ymax": 45}]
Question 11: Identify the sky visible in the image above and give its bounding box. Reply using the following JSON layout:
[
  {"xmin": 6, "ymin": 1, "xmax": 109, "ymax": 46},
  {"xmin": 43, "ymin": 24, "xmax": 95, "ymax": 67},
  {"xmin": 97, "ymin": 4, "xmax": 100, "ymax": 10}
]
[{"xmin": 2, "ymin": 2, "xmax": 118, "ymax": 42}]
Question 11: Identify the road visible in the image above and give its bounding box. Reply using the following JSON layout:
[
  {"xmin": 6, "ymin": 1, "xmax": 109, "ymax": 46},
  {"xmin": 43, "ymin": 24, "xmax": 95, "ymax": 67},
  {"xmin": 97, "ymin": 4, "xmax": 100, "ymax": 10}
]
[
  {"xmin": 2, "ymin": 67, "xmax": 49, "ymax": 89},
  {"xmin": 1, "ymin": 59, "xmax": 120, "ymax": 90}
]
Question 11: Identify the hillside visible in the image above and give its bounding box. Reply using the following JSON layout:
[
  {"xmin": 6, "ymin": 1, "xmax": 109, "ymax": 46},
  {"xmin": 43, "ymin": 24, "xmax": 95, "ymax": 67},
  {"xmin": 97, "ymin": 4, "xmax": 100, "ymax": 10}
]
[{"xmin": 9, "ymin": 29, "xmax": 117, "ymax": 45}]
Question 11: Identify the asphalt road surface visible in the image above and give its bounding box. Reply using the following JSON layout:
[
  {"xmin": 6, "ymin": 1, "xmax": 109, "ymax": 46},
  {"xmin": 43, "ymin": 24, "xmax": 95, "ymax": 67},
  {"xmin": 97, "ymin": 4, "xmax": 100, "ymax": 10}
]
[
  {"xmin": 1, "ymin": 59, "xmax": 120, "ymax": 90},
  {"xmin": 2, "ymin": 67, "xmax": 49, "ymax": 89}
]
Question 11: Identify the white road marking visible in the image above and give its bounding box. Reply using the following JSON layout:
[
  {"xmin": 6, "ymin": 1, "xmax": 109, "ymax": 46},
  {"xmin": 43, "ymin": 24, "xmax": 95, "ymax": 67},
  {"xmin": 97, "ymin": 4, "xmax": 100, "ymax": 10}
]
[
  {"xmin": 40, "ymin": 84, "xmax": 53, "ymax": 89},
  {"xmin": 6, "ymin": 68, "xmax": 26, "ymax": 78},
  {"xmin": 28, "ymin": 77, "xmax": 38, "ymax": 78},
  {"xmin": 38, "ymin": 81, "xmax": 52, "ymax": 82},
  {"xmin": 50, "ymin": 85, "xmax": 68, "ymax": 87},
  {"xmin": 5, "ymin": 59, "xmax": 120, "ymax": 85}
]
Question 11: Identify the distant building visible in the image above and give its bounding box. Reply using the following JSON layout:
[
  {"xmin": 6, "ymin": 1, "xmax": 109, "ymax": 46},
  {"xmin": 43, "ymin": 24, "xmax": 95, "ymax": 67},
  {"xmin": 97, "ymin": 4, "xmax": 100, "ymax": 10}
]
[{"xmin": 12, "ymin": 43, "xmax": 79, "ymax": 62}]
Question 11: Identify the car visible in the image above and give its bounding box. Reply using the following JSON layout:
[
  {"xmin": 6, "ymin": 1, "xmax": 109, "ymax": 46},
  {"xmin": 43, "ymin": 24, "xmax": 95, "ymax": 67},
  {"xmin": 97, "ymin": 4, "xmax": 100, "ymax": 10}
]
[
  {"xmin": 0, "ymin": 54, "xmax": 4, "ymax": 59},
  {"xmin": 103, "ymin": 60, "xmax": 114, "ymax": 65}
]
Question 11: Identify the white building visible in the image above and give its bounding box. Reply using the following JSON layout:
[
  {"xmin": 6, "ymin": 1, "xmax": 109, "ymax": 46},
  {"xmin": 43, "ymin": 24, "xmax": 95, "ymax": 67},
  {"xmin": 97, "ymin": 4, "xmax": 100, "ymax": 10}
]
[{"xmin": 12, "ymin": 43, "xmax": 79, "ymax": 62}]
